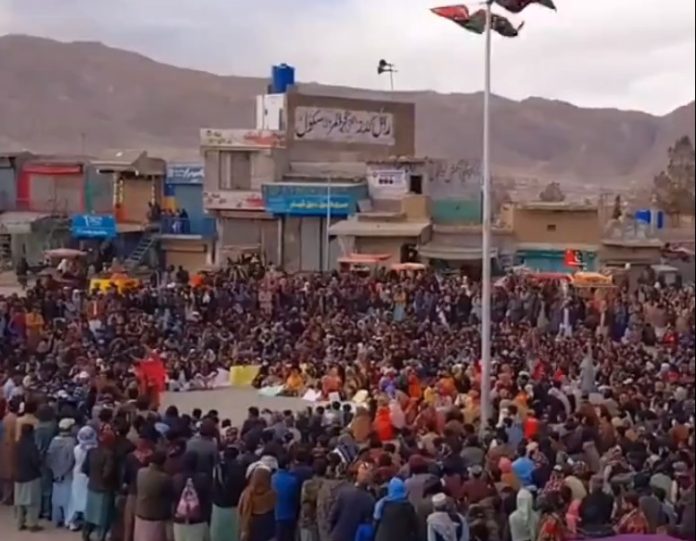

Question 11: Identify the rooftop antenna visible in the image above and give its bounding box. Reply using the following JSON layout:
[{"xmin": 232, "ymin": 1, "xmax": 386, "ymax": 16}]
[{"xmin": 377, "ymin": 59, "xmax": 397, "ymax": 92}]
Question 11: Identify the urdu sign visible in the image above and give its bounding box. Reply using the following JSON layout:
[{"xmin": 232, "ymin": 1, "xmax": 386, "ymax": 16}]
[{"xmin": 293, "ymin": 106, "xmax": 395, "ymax": 145}]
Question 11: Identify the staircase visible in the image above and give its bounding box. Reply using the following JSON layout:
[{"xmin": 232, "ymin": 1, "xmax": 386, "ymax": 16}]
[{"xmin": 124, "ymin": 233, "xmax": 156, "ymax": 270}]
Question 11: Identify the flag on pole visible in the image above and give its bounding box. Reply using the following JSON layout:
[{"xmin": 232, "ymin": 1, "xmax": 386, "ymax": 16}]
[
  {"xmin": 493, "ymin": 0, "xmax": 556, "ymax": 13},
  {"xmin": 431, "ymin": 5, "xmax": 523, "ymax": 38}
]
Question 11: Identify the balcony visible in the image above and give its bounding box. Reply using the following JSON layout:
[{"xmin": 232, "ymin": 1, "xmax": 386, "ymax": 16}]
[{"xmin": 159, "ymin": 216, "xmax": 217, "ymax": 239}]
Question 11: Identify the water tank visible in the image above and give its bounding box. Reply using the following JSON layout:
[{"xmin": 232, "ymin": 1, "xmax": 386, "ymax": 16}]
[
  {"xmin": 271, "ymin": 64, "xmax": 295, "ymax": 94},
  {"xmin": 635, "ymin": 208, "xmax": 664, "ymax": 229}
]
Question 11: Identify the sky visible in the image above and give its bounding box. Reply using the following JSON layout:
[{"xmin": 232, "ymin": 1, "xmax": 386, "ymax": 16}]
[{"xmin": 0, "ymin": 0, "xmax": 694, "ymax": 115}]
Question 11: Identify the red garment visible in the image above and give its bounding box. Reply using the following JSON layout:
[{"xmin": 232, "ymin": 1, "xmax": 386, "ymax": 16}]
[{"xmin": 373, "ymin": 407, "xmax": 395, "ymax": 442}]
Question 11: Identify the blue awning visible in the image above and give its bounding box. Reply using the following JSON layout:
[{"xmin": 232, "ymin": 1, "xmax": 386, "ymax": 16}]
[{"xmin": 71, "ymin": 214, "xmax": 117, "ymax": 239}]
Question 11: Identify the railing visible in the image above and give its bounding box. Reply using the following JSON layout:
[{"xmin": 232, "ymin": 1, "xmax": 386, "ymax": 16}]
[{"xmin": 159, "ymin": 216, "xmax": 216, "ymax": 238}]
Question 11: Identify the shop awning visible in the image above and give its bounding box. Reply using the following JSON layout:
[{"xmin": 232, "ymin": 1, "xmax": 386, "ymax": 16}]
[
  {"xmin": 71, "ymin": 214, "xmax": 117, "ymax": 239},
  {"xmin": 418, "ymin": 243, "xmax": 499, "ymax": 261},
  {"xmin": 338, "ymin": 253, "xmax": 391, "ymax": 264},
  {"xmin": 0, "ymin": 211, "xmax": 51, "ymax": 234},
  {"xmin": 329, "ymin": 220, "xmax": 430, "ymax": 237}
]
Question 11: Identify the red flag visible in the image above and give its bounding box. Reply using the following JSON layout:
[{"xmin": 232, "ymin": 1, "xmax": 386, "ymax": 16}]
[
  {"xmin": 431, "ymin": 4, "xmax": 471, "ymax": 22},
  {"xmin": 564, "ymin": 249, "xmax": 580, "ymax": 268}
]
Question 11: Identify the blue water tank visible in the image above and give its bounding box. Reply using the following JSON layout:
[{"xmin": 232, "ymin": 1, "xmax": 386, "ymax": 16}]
[
  {"xmin": 635, "ymin": 208, "xmax": 665, "ymax": 229},
  {"xmin": 271, "ymin": 64, "xmax": 295, "ymax": 94}
]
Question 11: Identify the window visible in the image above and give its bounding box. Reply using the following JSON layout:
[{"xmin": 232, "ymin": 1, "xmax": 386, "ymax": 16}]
[
  {"xmin": 546, "ymin": 224, "xmax": 557, "ymax": 232},
  {"xmin": 219, "ymin": 151, "xmax": 252, "ymax": 190},
  {"xmin": 409, "ymin": 175, "xmax": 423, "ymax": 195}
]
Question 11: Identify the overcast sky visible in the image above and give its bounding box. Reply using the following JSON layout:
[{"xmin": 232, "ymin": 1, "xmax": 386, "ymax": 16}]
[{"xmin": 1, "ymin": 0, "xmax": 694, "ymax": 115}]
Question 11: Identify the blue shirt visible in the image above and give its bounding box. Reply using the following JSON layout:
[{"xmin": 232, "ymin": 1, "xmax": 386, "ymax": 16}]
[{"xmin": 272, "ymin": 468, "xmax": 300, "ymax": 521}]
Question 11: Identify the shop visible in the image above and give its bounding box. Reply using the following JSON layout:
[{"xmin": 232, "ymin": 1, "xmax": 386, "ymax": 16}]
[
  {"xmin": 515, "ymin": 244, "xmax": 599, "ymax": 272},
  {"xmin": 262, "ymin": 182, "xmax": 367, "ymax": 272}
]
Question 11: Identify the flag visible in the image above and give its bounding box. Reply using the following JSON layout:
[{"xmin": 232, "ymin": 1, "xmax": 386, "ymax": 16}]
[
  {"xmin": 430, "ymin": 4, "xmax": 471, "ymax": 23},
  {"xmin": 564, "ymin": 249, "xmax": 580, "ymax": 268},
  {"xmin": 494, "ymin": 0, "xmax": 556, "ymax": 13},
  {"xmin": 432, "ymin": 6, "xmax": 523, "ymax": 38}
]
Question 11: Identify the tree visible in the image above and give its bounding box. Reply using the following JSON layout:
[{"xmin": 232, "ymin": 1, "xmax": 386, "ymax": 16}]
[
  {"xmin": 538, "ymin": 181, "xmax": 566, "ymax": 202},
  {"xmin": 652, "ymin": 135, "xmax": 696, "ymax": 216}
]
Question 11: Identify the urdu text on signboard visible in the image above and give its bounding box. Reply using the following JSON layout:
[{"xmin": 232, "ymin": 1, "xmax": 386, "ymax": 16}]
[{"xmin": 293, "ymin": 107, "xmax": 395, "ymax": 145}]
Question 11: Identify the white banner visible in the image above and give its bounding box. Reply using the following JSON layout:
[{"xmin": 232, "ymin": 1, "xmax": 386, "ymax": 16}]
[
  {"xmin": 293, "ymin": 106, "xmax": 395, "ymax": 145},
  {"xmin": 367, "ymin": 169, "xmax": 408, "ymax": 199}
]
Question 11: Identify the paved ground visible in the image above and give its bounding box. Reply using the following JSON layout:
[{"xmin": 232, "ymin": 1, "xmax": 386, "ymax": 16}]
[{"xmin": 0, "ymin": 387, "xmax": 310, "ymax": 540}]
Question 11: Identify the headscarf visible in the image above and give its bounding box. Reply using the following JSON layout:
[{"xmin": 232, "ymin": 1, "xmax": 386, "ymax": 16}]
[
  {"xmin": 77, "ymin": 426, "xmax": 98, "ymax": 450},
  {"xmin": 374, "ymin": 477, "xmax": 408, "ymax": 520},
  {"xmin": 238, "ymin": 466, "xmax": 276, "ymax": 539}
]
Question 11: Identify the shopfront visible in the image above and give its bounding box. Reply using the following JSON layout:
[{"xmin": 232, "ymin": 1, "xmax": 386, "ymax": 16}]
[{"xmin": 262, "ymin": 182, "xmax": 367, "ymax": 271}]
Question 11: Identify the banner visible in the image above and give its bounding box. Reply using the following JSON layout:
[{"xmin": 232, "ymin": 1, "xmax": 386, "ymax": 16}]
[{"xmin": 228, "ymin": 365, "xmax": 261, "ymax": 387}]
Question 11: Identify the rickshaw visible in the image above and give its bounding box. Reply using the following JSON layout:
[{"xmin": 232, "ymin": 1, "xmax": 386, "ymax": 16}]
[
  {"xmin": 41, "ymin": 248, "xmax": 89, "ymax": 290},
  {"xmin": 89, "ymin": 272, "xmax": 141, "ymax": 293}
]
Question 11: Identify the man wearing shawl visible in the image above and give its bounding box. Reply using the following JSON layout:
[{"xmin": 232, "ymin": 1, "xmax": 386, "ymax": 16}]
[
  {"xmin": 68, "ymin": 426, "xmax": 98, "ymax": 530},
  {"xmin": 373, "ymin": 477, "xmax": 419, "ymax": 541},
  {"xmin": 46, "ymin": 418, "xmax": 77, "ymax": 527}
]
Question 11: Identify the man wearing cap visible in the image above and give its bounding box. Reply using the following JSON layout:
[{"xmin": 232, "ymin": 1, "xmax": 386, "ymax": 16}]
[
  {"xmin": 46, "ymin": 418, "xmax": 77, "ymax": 526},
  {"xmin": 427, "ymin": 493, "xmax": 469, "ymax": 541}
]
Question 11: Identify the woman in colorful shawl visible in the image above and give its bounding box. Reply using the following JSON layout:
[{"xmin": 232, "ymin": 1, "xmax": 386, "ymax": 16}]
[
  {"xmin": 615, "ymin": 492, "xmax": 650, "ymax": 535},
  {"xmin": 238, "ymin": 466, "xmax": 276, "ymax": 541},
  {"xmin": 535, "ymin": 495, "xmax": 567, "ymax": 541},
  {"xmin": 46, "ymin": 418, "xmax": 77, "ymax": 527},
  {"xmin": 83, "ymin": 426, "xmax": 117, "ymax": 541},
  {"xmin": 68, "ymin": 425, "xmax": 98, "ymax": 530}
]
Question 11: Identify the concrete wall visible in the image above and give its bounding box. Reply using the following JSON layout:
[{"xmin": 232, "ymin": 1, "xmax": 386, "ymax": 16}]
[
  {"xmin": 514, "ymin": 208, "xmax": 600, "ymax": 245},
  {"xmin": 285, "ymin": 91, "xmax": 415, "ymax": 162},
  {"xmin": 0, "ymin": 166, "xmax": 16, "ymax": 211},
  {"xmin": 355, "ymin": 236, "xmax": 413, "ymax": 265}
]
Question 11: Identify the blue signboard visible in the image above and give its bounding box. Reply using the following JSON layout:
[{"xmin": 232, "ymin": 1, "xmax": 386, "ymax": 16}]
[
  {"xmin": 71, "ymin": 214, "xmax": 117, "ymax": 239},
  {"xmin": 265, "ymin": 194, "xmax": 354, "ymax": 216},
  {"xmin": 166, "ymin": 164, "xmax": 204, "ymax": 184},
  {"xmin": 262, "ymin": 182, "xmax": 367, "ymax": 217}
]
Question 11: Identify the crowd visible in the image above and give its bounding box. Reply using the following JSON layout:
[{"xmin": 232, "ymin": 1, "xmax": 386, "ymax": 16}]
[{"xmin": 0, "ymin": 261, "xmax": 694, "ymax": 541}]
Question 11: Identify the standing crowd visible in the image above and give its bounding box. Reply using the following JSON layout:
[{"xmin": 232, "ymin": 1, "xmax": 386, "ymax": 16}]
[{"xmin": 0, "ymin": 262, "xmax": 694, "ymax": 541}]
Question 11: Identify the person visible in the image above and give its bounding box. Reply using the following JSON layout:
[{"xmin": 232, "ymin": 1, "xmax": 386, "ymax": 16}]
[
  {"xmin": 578, "ymin": 475, "xmax": 613, "ymax": 535},
  {"xmin": 133, "ymin": 450, "xmax": 174, "ymax": 541},
  {"xmin": 299, "ymin": 457, "xmax": 327, "ymax": 541},
  {"xmin": 68, "ymin": 425, "xmax": 98, "ymax": 530},
  {"xmin": 426, "ymin": 493, "xmax": 469, "ymax": 541},
  {"xmin": 615, "ymin": 492, "xmax": 650, "ymax": 535},
  {"xmin": 373, "ymin": 477, "xmax": 419, "ymax": 541},
  {"xmin": 238, "ymin": 466, "xmax": 276, "ymax": 541},
  {"xmin": 172, "ymin": 451, "xmax": 212, "ymax": 541},
  {"xmin": 35, "ymin": 404, "xmax": 58, "ymax": 519},
  {"xmin": 83, "ymin": 426, "xmax": 118, "ymax": 541},
  {"xmin": 536, "ymin": 496, "xmax": 567, "ymax": 541},
  {"xmin": 210, "ymin": 444, "xmax": 245, "ymax": 541},
  {"xmin": 272, "ymin": 454, "xmax": 300, "ymax": 541},
  {"xmin": 14, "ymin": 423, "xmax": 43, "ymax": 532},
  {"xmin": 186, "ymin": 419, "xmax": 218, "ymax": 476},
  {"xmin": 46, "ymin": 418, "xmax": 77, "ymax": 527},
  {"xmin": 509, "ymin": 488, "xmax": 539, "ymax": 541},
  {"xmin": 123, "ymin": 435, "xmax": 156, "ymax": 541},
  {"xmin": 0, "ymin": 397, "xmax": 19, "ymax": 505},
  {"xmin": 329, "ymin": 462, "xmax": 376, "ymax": 541}
]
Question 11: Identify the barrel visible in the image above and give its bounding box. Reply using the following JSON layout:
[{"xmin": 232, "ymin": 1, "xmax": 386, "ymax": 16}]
[{"xmin": 271, "ymin": 64, "xmax": 295, "ymax": 94}]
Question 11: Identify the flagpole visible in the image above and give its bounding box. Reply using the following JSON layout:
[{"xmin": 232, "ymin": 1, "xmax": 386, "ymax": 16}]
[{"xmin": 479, "ymin": 0, "xmax": 493, "ymax": 437}]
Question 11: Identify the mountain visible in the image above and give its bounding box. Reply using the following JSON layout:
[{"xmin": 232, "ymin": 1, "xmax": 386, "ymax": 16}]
[{"xmin": 0, "ymin": 34, "xmax": 693, "ymax": 186}]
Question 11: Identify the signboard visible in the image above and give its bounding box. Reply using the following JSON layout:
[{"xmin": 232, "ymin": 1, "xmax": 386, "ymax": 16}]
[
  {"xmin": 200, "ymin": 129, "xmax": 285, "ymax": 149},
  {"xmin": 203, "ymin": 190, "xmax": 265, "ymax": 211},
  {"xmin": 167, "ymin": 164, "xmax": 204, "ymax": 184},
  {"xmin": 293, "ymin": 106, "xmax": 395, "ymax": 145},
  {"xmin": 71, "ymin": 214, "xmax": 117, "ymax": 239},
  {"xmin": 367, "ymin": 169, "xmax": 408, "ymax": 199},
  {"xmin": 265, "ymin": 194, "xmax": 354, "ymax": 216}
]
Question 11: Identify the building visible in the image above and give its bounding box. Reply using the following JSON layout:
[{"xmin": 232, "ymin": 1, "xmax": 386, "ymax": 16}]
[
  {"xmin": 510, "ymin": 201, "xmax": 601, "ymax": 271},
  {"xmin": 200, "ymin": 128, "xmax": 285, "ymax": 265}
]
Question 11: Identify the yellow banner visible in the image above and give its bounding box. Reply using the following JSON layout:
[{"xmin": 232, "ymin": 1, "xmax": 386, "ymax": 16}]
[{"xmin": 228, "ymin": 365, "xmax": 261, "ymax": 387}]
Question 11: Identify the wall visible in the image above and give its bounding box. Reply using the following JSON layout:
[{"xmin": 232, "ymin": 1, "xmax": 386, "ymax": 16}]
[
  {"xmin": 514, "ymin": 208, "xmax": 600, "ymax": 245},
  {"xmin": 84, "ymin": 166, "xmax": 114, "ymax": 214},
  {"xmin": 428, "ymin": 159, "xmax": 482, "ymax": 224},
  {"xmin": 355, "ymin": 236, "xmax": 412, "ymax": 264},
  {"xmin": 0, "ymin": 166, "xmax": 16, "ymax": 211},
  {"xmin": 285, "ymin": 91, "xmax": 415, "ymax": 162},
  {"xmin": 203, "ymin": 149, "xmax": 284, "ymax": 195}
]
